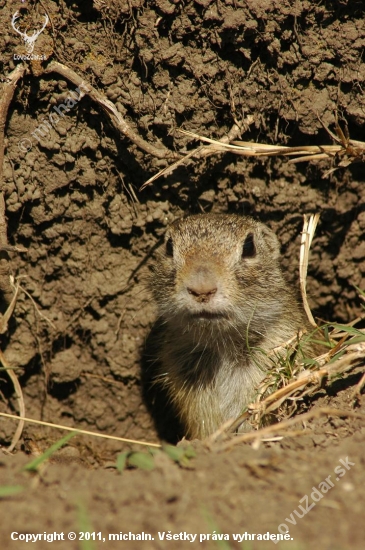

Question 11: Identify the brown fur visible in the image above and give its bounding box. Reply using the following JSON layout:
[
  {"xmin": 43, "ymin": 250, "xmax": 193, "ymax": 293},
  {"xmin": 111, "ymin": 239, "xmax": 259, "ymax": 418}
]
[{"xmin": 148, "ymin": 213, "xmax": 311, "ymax": 439}]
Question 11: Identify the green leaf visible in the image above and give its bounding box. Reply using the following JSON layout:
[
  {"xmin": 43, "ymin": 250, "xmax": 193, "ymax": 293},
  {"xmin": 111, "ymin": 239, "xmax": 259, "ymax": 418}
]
[
  {"xmin": 345, "ymin": 335, "xmax": 365, "ymax": 345},
  {"xmin": 328, "ymin": 349, "xmax": 347, "ymax": 363},
  {"xmin": 162, "ymin": 444, "xmax": 196, "ymax": 467},
  {"xmin": 302, "ymin": 358, "xmax": 320, "ymax": 367},
  {"xmin": 309, "ymin": 339, "xmax": 332, "ymax": 348},
  {"xmin": 0, "ymin": 485, "xmax": 25, "ymax": 498},
  {"xmin": 201, "ymin": 508, "xmax": 232, "ymax": 550},
  {"xmin": 182, "ymin": 446, "xmax": 196, "ymax": 459},
  {"xmin": 162, "ymin": 444, "xmax": 185, "ymax": 462},
  {"xmin": 330, "ymin": 324, "xmax": 364, "ymax": 336},
  {"xmin": 116, "ymin": 452, "xmax": 129, "ymax": 473},
  {"xmin": 127, "ymin": 452, "xmax": 155, "ymax": 471},
  {"xmin": 23, "ymin": 431, "xmax": 77, "ymax": 471}
]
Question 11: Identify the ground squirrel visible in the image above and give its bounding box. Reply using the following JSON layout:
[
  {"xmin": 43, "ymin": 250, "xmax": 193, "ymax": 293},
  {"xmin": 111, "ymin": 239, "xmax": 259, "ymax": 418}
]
[{"xmin": 144, "ymin": 213, "xmax": 311, "ymax": 440}]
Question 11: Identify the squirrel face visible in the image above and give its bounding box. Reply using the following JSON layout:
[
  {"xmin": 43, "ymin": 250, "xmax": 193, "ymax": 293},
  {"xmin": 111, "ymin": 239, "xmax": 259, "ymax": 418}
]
[
  {"xmin": 146, "ymin": 213, "xmax": 310, "ymax": 439},
  {"xmin": 151, "ymin": 214, "xmax": 291, "ymax": 337}
]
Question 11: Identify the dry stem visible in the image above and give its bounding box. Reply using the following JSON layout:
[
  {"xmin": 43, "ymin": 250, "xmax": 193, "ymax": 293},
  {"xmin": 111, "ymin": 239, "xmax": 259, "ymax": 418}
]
[
  {"xmin": 300, "ymin": 213, "xmax": 320, "ymax": 327},
  {"xmin": 211, "ymin": 407, "xmax": 365, "ymax": 451},
  {"xmin": 227, "ymin": 330, "xmax": 365, "ymax": 435},
  {"xmin": 252, "ymin": 346, "xmax": 365, "ymax": 415},
  {"xmin": 142, "ymin": 122, "xmax": 365, "ymax": 187},
  {"xmin": 0, "ymin": 412, "xmax": 161, "ymax": 449},
  {"xmin": 140, "ymin": 123, "xmax": 243, "ymax": 189}
]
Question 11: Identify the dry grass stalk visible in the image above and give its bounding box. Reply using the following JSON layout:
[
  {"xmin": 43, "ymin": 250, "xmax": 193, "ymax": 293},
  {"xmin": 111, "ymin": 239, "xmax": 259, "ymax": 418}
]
[
  {"xmin": 11, "ymin": 276, "xmax": 56, "ymax": 329},
  {"xmin": 300, "ymin": 213, "xmax": 320, "ymax": 327},
  {"xmin": 141, "ymin": 120, "xmax": 365, "ymax": 188},
  {"xmin": 252, "ymin": 341, "xmax": 365, "ymax": 416},
  {"xmin": 0, "ymin": 412, "xmax": 161, "ymax": 449},
  {"xmin": 140, "ymin": 123, "xmax": 244, "ymax": 190},
  {"xmin": 221, "ymin": 315, "xmax": 365, "ymax": 441},
  {"xmin": 225, "ymin": 323, "xmax": 365, "ymax": 436},
  {"xmin": 212, "ymin": 407, "xmax": 365, "ymax": 451},
  {"xmin": 140, "ymin": 145, "xmax": 204, "ymax": 190},
  {"xmin": 180, "ymin": 126, "xmax": 365, "ymax": 165},
  {"xmin": 0, "ymin": 280, "xmax": 26, "ymax": 454}
]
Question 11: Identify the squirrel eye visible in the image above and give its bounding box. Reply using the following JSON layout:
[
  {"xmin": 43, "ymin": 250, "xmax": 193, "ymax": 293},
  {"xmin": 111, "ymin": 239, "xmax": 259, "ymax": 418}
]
[
  {"xmin": 242, "ymin": 233, "xmax": 256, "ymax": 258},
  {"xmin": 165, "ymin": 237, "xmax": 174, "ymax": 257}
]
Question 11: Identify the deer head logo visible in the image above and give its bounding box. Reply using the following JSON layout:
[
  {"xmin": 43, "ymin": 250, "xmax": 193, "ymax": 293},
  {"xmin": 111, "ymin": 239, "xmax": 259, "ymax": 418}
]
[{"xmin": 11, "ymin": 11, "xmax": 49, "ymax": 54}]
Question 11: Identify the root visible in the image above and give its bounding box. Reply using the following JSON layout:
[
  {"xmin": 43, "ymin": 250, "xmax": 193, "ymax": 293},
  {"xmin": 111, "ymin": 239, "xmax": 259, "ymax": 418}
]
[
  {"xmin": 43, "ymin": 61, "xmax": 177, "ymax": 160},
  {"xmin": 0, "ymin": 351, "xmax": 25, "ymax": 453}
]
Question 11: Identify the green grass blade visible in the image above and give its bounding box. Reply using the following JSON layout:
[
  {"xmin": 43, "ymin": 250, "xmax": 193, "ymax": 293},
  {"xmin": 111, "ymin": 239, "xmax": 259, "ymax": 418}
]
[
  {"xmin": 329, "ymin": 324, "xmax": 365, "ymax": 336},
  {"xmin": 0, "ymin": 485, "xmax": 25, "ymax": 498},
  {"xmin": 77, "ymin": 501, "xmax": 96, "ymax": 550},
  {"xmin": 23, "ymin": 431, "xmax": 77, "ymax": 471}
]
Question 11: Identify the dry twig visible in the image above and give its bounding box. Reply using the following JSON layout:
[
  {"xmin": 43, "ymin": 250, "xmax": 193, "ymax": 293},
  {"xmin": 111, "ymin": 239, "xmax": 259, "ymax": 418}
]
[{"xmin": 12, "ymin": 276, "xmax": 56, "ymax": 329}]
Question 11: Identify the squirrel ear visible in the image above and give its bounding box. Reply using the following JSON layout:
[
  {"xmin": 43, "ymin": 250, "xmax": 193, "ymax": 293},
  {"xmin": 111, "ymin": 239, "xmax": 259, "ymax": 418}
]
[
  {"xmin": 242, "ymin": 232, "xmax": 256, "ymax": 258},
  {"xmin": 259, "ymin": 225, "xmax": 281, "ymax": 259}
]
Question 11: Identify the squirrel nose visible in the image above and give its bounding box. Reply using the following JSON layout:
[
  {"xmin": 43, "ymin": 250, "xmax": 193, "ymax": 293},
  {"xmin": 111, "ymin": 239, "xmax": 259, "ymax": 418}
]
[
  {"xmin": 187, "ymin": 286, "xmax": 217, "ymax": 303},
  {"xmin": 186, "ymin": 266, "xmax": 218, "ymax": 303}
]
